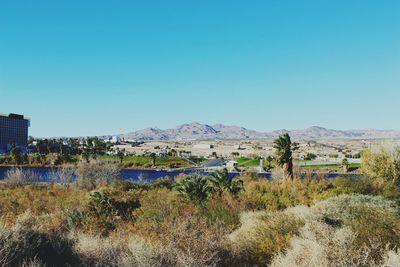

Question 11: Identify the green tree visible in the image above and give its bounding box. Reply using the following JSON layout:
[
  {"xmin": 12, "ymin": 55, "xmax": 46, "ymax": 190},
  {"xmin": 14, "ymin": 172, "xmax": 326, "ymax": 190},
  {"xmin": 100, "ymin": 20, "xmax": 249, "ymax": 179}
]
[
  {"xmin": 149, "ymin": 153, "xmax": 156, "ymax": 167},
  {"xmin": 176, "ymin": 175, "xmax": 214, "ymax": 204},
  {"xmin": 117, "ymin": 150, "xmax": 124, "ymax": 164},
  {"xmin": 11, "ymin": 146, "xmax": 23, "ymax": 165},
  {"xmin": 82, "ymin": 151, "xmax": 91, "ymax": 163},
  {"xmin": 273, "ymin": 133, "xmax": 298, "ymax": 179},
  {"xmin": 341, "ymin": 158, "xmax": 350, "ymax": 173},
  {"xmin": 266, "ymin": 155, "xmax": 274, "ymax": 171},
  {"xmin": 209, "ymin": 168, "xmax": 243, "ymax": 196}
]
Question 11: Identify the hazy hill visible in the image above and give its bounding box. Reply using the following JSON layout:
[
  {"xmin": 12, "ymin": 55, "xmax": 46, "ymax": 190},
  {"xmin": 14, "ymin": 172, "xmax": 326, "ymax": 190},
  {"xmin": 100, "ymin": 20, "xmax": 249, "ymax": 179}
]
[{"xmin": 122, "ymin": 123, "xmax": 400, "ymax": 141}]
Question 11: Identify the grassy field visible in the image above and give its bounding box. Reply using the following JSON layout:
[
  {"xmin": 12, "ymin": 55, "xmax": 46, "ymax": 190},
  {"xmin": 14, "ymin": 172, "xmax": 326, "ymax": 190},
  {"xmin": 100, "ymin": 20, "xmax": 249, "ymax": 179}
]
[
  {"xmin": 236, "ymin": 157, "xmax": 361, "ymax": 172},
  {"xmin": 99, "ymin": 155, "xmax": 191, "ymax": 168},
  {"xmin": 297, "ymin": 161, "xmax": 361, "ymax": 171},
  {"xmin": 236, "ymin": 157, "xmax": 260, "ymax": 167}
]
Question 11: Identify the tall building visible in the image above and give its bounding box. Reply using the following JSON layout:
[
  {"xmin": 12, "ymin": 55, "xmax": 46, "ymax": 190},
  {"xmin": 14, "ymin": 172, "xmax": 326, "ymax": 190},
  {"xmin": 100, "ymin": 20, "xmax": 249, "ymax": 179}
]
[{"xmin": 0, "ymin": 113, "xmax": 30, "ymax": 152}]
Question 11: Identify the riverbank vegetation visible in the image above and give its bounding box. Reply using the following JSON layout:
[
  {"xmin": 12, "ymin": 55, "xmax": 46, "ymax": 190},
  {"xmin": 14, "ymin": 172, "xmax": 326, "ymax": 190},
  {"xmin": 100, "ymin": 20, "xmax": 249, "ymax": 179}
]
[
  {"xmin": 0, "ymin": 153, "xmax": 194, "ymax": 170},
  {"xmin": 0, "ymin": 147, "xmax": 400, "ymax": 266}
]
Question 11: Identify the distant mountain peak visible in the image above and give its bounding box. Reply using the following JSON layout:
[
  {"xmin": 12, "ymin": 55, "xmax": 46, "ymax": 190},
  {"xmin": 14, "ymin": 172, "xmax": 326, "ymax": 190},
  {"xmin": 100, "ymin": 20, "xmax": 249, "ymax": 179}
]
[{"xmin": 122, "ymin": 123, "xmax": 400, "ymax": 141}]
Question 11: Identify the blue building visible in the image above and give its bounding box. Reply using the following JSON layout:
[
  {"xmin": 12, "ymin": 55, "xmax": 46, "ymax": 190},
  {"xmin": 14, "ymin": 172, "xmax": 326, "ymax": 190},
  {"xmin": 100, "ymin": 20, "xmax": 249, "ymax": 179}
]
[{"xmin": 0, "ymin": 113, "xmax": 30, "ymax": 154}]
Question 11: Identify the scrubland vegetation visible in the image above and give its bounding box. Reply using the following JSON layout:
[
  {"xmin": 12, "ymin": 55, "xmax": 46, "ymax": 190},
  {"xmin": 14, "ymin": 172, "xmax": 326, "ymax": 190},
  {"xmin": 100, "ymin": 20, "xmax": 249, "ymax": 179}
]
[{"xmin": 1, "ymin": 147, "xmax": 400, "ymax": 266}]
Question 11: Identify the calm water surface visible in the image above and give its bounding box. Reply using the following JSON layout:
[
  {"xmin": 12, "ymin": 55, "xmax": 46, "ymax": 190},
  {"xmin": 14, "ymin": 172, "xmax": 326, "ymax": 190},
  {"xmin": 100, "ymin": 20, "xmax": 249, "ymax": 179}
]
[
  {"xmin": 0, "ymin": 166, "xmax": 271, "ymax": 182},
  {"xmin": 0, "ymin": 166, "xmax": 356, "ymax": 182}
]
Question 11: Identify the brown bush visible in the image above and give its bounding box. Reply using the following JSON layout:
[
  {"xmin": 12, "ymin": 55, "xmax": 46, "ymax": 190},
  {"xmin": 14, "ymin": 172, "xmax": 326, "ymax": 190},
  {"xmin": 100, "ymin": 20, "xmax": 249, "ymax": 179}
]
[{"xmin": 76, "ymin": 162, "xmax": 121, "ymax": 190}]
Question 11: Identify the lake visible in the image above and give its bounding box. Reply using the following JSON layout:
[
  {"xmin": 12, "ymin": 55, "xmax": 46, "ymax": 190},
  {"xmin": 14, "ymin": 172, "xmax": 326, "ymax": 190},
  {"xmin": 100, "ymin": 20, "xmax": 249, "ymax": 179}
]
[
  {"xmin": 0, "ymin": 166, "xmax": 271, "ymax": 182},
  {"xmin": 0, "ymin": 166, "xmax": 354, "ymax": 182}
]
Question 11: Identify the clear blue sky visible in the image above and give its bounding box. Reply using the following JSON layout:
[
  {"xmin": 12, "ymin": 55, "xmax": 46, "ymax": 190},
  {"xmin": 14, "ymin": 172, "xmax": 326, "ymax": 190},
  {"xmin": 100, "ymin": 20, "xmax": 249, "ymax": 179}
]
[{"xmin": 1, "ymin": 0, "xmax": 399, "ymax": 137}]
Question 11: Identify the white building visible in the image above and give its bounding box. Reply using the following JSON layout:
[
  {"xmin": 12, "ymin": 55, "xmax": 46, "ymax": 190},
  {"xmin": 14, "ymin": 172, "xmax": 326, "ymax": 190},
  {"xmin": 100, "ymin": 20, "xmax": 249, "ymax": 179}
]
[
  {"xmin": 226, "ymin": 160, "xmax": 238, "ymax": 168},
  {"xmin": 193, "ymin": 143, "xmax": 214, "ymax": 149},
  {"xmin": 110, "ymin": 136, "xmax": 120, "ymax": 144}
]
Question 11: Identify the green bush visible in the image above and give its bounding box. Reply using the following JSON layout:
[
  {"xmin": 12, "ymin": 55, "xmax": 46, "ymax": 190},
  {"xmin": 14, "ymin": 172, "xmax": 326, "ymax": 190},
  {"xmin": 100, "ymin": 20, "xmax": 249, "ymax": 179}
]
[{"xmin": 361, "ymin": 148, "xmax": 400, "ymax": 184}]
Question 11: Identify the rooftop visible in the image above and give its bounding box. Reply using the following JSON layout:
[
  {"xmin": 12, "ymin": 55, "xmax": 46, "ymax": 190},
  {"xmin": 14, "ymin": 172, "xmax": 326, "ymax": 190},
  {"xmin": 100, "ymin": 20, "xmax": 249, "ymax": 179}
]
[{"xmin": 0, "ymin": 113, "xmax": 30, "ymax": 121}]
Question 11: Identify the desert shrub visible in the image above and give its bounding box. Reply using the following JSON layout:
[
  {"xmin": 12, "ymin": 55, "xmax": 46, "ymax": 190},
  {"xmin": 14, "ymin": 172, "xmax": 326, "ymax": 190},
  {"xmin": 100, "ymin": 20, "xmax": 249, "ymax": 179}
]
[
  {"xmin": 313, "ymin": 194, "xmax": 400, "ymax": 262},
  {"xmin": 332, "ymin": 176, "xmax": 400, "ymax": 201},
  {"xmin": 271, "ymin": 195, "xmax": 400, "ymax": 267},
  {"xmin": 74, "ymin": 233, "xmax": 122, "ymax": 266},
  {"xmin": 270, "ymin": 220, "xmax": 377, "ymax": 267},
  {"xmin": 240, "ymin": 178, "xmax": 333, "ymax": 211},
  {"xmin": 0, "ymin": 168, "xmax": 39, "ymax": 188},
  {"xmin": 151, "ymin": 176, "xmax": 174, "ymax": 190},
  {"xmin": 133, "ymin": 188, "xmax": 190, "ymax": 239},
  {"xmin": 157, "ymin": 212, "xmax": 228, "ymax": 267},
  {"xmin": 76, "ymin": 162, "xmax": 121, "ymax": 190},
  {"xmin": 331, "ymin": 175, "xmax": 374, "ymax": 195},
  {"xmin": 83, "ymin": 190, "xmax": 140, "ymax": 236},
  {"xmin": 313, "ymin": 194, "xmax": 398, "ymax": 224},
  {"xmin": 0, "ymin": 212, "xmax": 79, "ymax": 266},
  {"xmin": 120, "ymin": 236, "xmax": 173, "ymax": 267},
  {"xmin": 48, "ymin": 167, "xmax": 75, "ymax": 184},
  {"xmin": 0, "ymin": 185, "xmax": 87, "ymax": 227},
  {"xmin": 228, "ymin": 210, "xmax": 304, "ymax": 266},
  {"xmin": 383, "ymin": 249, "xmax": 400, "ymax": 266},
  {"xmin": 20, "ymin": 257, "xmax": 46, "ymax": 267},
  {"xmin": 135, "ymin": 193, "xmax": 227, "ymax": 267},
  {"xmin": 271, "ymin": 166, "xmax": 285, "ymax": 181},
  {"xmin": 114, "ymin": 177, "xmax": 174, "ymax": 192},
  {"xmin": 361, "ymin": 148, "xmax": 400, "ymax": 184},
  {"xmin": 201, "ymin": 193, "xmax": 242, "ymax": 228}
]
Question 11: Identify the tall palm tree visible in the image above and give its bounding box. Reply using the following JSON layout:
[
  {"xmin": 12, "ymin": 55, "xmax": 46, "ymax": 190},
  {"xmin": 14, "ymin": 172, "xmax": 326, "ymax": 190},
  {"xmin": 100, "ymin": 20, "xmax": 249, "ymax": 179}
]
[
  {"xmin": 266, "ymin": 155, "xmax": 274, "ymax": 171},
  {"xmin": 149, "ymin": 153, "xmax": 156, "ymax": 167},
  {"xmin": 273, "ymin": 133, "xmax": 297, "ymax": 179},
  {"xmin": 341, "ymin": 158, "xmax": 350, "ymax": 173}
]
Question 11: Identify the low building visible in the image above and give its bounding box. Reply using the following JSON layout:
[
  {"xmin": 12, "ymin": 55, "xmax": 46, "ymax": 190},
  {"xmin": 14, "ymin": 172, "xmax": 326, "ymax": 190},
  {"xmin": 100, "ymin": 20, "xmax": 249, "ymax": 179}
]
[
  {"xmin": 178, "ymin": 150, "xmax": 192, "ymax": 158},
  {"xmin": 226, "ymin": 160, "xmax": 238, "ymax": 168},
  {"xmin": 193, "ymin": 143, "xmax": 214, "ymax": 149}
]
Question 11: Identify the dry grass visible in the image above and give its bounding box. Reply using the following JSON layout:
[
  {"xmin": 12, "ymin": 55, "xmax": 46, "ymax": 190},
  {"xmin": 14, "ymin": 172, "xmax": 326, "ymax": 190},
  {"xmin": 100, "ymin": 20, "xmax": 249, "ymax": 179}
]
[
  {"xmin": 228, "ymin": 211, "xmax": 303, "ymax": 266},
  {"xmin": 0, "ymin": 168, "xmax": 40, "ymax": 188},
  {"xmin": 76, "ymin": 162, "xmax": 121, "ymax": 190},
  {"xmin": 48, "ymin": 167, "xmax": 75, "ymax": 184},
  {"xmin": 73, "ymin": 233, "xmax": 122, "ymax": 266}
]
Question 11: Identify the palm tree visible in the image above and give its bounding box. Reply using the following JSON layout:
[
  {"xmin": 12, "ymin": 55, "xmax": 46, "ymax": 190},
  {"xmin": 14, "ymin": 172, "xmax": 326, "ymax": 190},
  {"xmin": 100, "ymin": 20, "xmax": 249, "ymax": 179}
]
[
  {"xmin": 149, "ymin": 153, "xmax": 156, "ymax": 167},
  {"xmin": 35, "ymin": 140, "xmax": 41, "ymax": 154},
  {"xmin": 209, "ymin": 168, "xmax": 244, "ymax": 196},
  {"xmin": 117, "ymin": 150, "xmax": 124, "ymax": 164},
  {"xmin": 82, "ymin": 151, "xmax": 91, "ymax": 163},
  {"xmin": 176, "ymin": 175, "xmax": 214, "ymax": 203},
  {"xmin": 169, "ymin": 149, "xmax": 177, "ymax": 157},
  {"xmin": 341, "ymin": 158, "xmax": 350, "ymax": 173},
  {"xmin": 266, "ymin": 155, "xmax": 274, "ymax": 171},
  {"xmin": 11, "ymin": 146, "xmax": 23, "ymax": 165},
  {"xmin": 273, "ymin": 133, "xmax": 298, "ymax": 179}
]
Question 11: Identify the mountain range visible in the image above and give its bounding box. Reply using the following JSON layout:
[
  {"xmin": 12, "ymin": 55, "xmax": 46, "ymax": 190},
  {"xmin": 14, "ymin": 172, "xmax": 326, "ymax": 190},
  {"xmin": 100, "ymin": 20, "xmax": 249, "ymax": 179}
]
[{"xmin": 121, "ymin": 123, "xmax": 400, "ymax": 141}]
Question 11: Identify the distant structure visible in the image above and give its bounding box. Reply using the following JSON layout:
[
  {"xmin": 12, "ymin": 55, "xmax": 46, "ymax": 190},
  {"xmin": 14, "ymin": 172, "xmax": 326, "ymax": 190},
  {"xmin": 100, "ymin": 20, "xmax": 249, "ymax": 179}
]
[
  {"xmin": 0, "ymin": 113, "xmax": 30, "ymax": 153},
  {"xmin": 258, "ymin": 156, "xmax": 264, "ymax": 173},
  {"xmin": 193, "ymin": 143, "xmax": 214, "ymax": 149}
]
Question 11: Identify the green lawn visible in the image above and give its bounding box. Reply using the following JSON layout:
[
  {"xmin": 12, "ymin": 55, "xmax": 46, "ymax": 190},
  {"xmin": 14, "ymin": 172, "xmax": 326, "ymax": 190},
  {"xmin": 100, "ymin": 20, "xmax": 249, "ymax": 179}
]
[
  {"xmin": 99, "ymin": 155, "xmax": 191, "ymax": 168},
  {"xmin": 236, "ymin": 157, "xmax": 261, "ymax": 167},
  {"xmin": 297, "ymin": 161, "xmax": 361, "ymax": 171}
]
